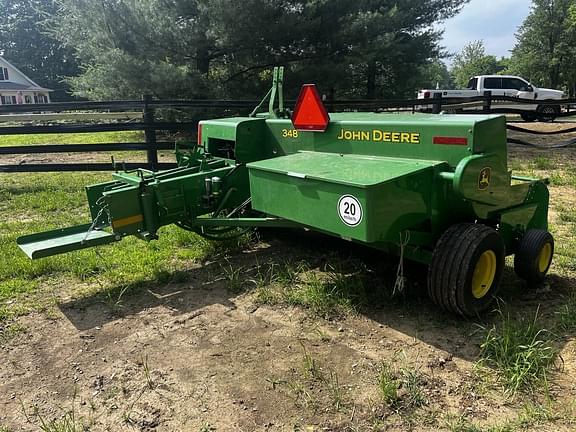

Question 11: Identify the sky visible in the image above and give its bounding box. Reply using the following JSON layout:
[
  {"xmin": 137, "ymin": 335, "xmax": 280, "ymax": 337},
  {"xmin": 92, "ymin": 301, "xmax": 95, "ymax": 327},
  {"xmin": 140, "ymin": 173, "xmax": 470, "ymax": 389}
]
[{"xmin": 440, "ymin": 0, "xmax": 532, "ymax": 63}]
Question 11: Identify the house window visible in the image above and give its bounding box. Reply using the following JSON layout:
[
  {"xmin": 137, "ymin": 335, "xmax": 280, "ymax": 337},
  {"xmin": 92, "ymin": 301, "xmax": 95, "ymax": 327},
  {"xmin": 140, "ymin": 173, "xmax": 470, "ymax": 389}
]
[
  {"xmin": 0, "ymin": 68, "xmax": 8, "ymax": 81},
  {"xmin": 1, "ymin": 95, "xmax": 14, "ymax": 104},
  {"xmin": 25, "ymin": 95, "xmax": 32, "ymax": 104}
]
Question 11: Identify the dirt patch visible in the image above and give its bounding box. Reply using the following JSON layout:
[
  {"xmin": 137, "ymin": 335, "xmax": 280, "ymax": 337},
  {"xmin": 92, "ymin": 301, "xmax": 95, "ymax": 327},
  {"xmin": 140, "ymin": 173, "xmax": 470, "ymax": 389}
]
[{"xmin": 0, "ymin": 279, "xmax": 517, "ymax": 430}]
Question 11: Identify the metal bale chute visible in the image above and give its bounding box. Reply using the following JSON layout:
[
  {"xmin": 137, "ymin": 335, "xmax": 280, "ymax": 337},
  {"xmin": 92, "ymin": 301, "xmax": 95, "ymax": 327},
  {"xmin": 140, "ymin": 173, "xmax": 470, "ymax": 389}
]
[{"xmin": 18, "ymin": 68, "xmax": 554, "ymax": 317}]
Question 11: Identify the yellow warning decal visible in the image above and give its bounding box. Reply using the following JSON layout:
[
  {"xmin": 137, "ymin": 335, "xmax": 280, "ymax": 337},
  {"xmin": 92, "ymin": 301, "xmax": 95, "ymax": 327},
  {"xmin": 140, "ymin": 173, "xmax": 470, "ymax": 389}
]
[{"xmin": 112, "ymin": 214, "xmax": 144, "ymax": 230}]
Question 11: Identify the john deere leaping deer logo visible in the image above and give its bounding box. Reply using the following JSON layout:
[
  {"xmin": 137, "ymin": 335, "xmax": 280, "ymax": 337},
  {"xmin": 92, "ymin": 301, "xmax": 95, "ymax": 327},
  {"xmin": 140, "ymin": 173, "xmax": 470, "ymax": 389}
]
[{"xmin": 478, "ymin": 167, "xmax": 491, "ymax": 191}]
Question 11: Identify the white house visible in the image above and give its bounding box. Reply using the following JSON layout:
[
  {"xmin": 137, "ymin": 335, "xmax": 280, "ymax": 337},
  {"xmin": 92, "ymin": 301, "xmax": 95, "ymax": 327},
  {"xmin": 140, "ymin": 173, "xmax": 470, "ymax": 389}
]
[{"xmin": 0, "ymin": 56, "xmax": 52, "ymax": 105}]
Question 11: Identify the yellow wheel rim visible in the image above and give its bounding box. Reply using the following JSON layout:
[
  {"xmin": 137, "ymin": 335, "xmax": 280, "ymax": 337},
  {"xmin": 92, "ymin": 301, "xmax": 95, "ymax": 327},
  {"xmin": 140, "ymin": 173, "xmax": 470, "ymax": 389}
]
[
  {"xmin": 472, "ymin": 250, "xmax": 497, "ymax": 299},
  {"xmin": 538, "ymin": 243, "xmax": 552, "ymax": 273}
]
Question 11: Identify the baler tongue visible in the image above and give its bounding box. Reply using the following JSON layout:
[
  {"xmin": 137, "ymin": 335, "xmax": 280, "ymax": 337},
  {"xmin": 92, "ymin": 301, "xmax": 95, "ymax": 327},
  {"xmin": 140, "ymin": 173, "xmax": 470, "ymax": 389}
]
[{"xmin": 17, "ymin": 224, "xmax": 119, "ymax": 259}]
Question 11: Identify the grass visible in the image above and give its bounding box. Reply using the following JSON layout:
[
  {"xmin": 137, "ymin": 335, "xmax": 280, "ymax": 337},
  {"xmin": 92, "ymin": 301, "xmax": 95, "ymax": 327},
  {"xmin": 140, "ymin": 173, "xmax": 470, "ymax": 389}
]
[
  {"xmin": 0, "ymin": 131, "xmax": 145, "ymax": 147},
  {"xmin": 0, "ymin": 171, "xmax": 218, "ymax": 324},
  {"xmin": 139, "ymin": 354, "xmax": 155, "ymax": 390},
  {"xmin": 378, "ymin": 361, "xmax": 427, "ymax": 411},
  {"xmin": 301, "ymin": 342, "xmax": 324, "ymax": 381},
  {"xmin": 0, "ymin": 129, "xmax": 212, "ymax": 321},
  {"xmin": 0, "ymin": 322, "xmax": 26, "ymax": 345},
  {"xmin": 21, "ymin": 391, "xmax": 87, "ymax": 432},
  {"xmin": 478, "ymin": 309, "xmax": 557, "ymax": 395},
  {"xmin": 378, "ymin": 362, "xmax": 400, "ymax": 406},
  {"xmin": 255, "ymin": 260, "xmax": 372, "ymax": 318},
  {"xmin": 532, "ymin": 156, "xmax": 554, "ymax": 170},
  {"xmin": 0, "ymin": 130, "xmax": 162, "ymax": 163},
  {"xmin": 272, "ymin": 344, "xmax": 348, "ymax": 413},
  {"xmin": 445, "ymin": 402, "xmax": 559, "ymax": 432},
  {"xmin": 556, "ymin": 294, "xmax": 576, "ymax": 334}
]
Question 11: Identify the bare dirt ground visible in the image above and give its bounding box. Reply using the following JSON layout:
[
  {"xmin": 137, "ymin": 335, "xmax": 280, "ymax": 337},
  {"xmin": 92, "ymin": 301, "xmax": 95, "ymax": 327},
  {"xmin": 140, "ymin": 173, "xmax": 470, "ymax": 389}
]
[{"xmin": 1, "ymin": 122, "xmax": 576, "ymax": 431}]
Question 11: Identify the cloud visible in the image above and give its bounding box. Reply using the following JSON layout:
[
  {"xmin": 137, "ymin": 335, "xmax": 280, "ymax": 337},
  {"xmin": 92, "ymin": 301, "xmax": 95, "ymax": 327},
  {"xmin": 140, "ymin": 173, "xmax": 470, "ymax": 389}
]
[{"xmin": 439, "ymin": 0, "xmax": 532, "ymax": 60}]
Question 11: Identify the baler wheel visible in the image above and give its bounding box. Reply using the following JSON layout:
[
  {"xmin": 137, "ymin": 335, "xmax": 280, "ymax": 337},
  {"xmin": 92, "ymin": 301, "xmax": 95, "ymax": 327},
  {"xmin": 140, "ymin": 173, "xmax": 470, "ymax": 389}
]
[
  {"xmin": 514, "ymin": 229, "xmax": 554, "ymax": 284},
  {"xmin": 428, "ymin": 224, "xmax": 505, "ymax": 317}
]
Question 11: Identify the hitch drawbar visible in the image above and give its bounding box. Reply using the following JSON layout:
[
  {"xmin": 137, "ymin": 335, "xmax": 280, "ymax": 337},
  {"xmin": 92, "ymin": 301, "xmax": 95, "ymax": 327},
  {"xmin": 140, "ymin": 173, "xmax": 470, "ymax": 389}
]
[{"xmin": 17, "ymin": 224, "xmax": 119, "ymax": 259}]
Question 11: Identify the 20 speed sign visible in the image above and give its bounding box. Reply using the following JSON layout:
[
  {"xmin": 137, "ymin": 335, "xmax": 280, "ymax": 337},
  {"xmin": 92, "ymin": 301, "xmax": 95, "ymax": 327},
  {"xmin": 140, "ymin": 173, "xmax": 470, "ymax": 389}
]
[{"xmin": 338, "ymin": 195, "xmax": 363, "ymax": 227}]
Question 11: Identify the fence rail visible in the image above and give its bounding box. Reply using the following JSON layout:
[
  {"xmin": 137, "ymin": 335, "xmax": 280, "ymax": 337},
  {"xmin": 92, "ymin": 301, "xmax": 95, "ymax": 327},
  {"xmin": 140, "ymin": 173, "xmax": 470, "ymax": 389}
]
[
  {"xmin": 1, "ymin": 94, "xmax": 575, "ymax": 173},
  {"xmin": 0, "ymin": 96, "xmax": 201, "ymax": 173}
]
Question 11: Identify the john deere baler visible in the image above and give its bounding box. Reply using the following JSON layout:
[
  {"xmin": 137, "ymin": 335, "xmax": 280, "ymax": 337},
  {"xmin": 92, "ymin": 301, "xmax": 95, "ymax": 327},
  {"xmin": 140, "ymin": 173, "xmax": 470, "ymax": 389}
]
[{"xmin": 17, "ymin": 68, "xmax": 554, "ymax": 317}]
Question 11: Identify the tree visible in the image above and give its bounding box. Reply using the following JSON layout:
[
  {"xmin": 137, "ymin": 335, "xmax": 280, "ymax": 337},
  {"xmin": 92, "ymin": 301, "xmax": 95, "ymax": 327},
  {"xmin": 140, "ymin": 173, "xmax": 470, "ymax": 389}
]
[
  {"xmin": 509, "ymin": 0, "xmax": 576, "ymax": 94},
  {"xmin": 451, "ymin": 41, "xmax": 503, "ymax": 88},
  {"xmin": 49, "ymin": 0, "xmax": 469, "ymax": 100},
  {"xmin": 419, "ymin": 59, "xmax": 453, "ymax": 89},
  {"xmin": 0, "ymin": 0, "xmax": 79, "ymax": 100}
]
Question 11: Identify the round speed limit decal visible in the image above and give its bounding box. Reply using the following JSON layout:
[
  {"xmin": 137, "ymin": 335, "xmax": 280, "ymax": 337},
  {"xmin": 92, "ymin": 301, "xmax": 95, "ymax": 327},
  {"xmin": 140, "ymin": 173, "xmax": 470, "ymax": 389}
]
[{"xmin": 338, "ymin": 195, "xmax": 363, "ymax": 227}]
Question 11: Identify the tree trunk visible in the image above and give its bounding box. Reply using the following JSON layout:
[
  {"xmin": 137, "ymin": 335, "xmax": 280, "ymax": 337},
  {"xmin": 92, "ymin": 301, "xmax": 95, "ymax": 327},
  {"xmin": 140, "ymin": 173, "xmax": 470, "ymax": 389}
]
[
  {"xmin": 366, "ymin": 60, "xmax": 376, "ymax": 99},
  {"xmin": 196, "ymin": 46, "xmax": 210, "ymax": 75}
]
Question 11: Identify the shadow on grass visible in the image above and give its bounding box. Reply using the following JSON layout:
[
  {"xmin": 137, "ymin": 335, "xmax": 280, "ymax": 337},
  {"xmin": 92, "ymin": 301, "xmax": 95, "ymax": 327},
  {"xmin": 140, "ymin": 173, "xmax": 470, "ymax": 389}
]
[{"xmin": 58, "ymin": 228, "xmax": 576, "ymax": 363}]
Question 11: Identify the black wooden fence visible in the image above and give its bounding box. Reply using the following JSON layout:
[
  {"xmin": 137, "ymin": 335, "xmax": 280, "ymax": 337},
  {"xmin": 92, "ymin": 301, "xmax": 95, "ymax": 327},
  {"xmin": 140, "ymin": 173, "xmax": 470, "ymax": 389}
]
[
  {"xmin": 0, "ymin": 96, "xmax": 217, "ymax": 173},
  {"xmin": 1, "ymin": 94, "xmax": 575, "ymax": 173}
]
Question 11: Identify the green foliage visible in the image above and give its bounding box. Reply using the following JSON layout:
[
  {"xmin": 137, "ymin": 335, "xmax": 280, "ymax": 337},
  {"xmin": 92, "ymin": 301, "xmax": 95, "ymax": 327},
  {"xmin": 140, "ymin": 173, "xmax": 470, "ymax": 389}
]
[
  {"xmin": 253, "ymin": 259, "xmax": 372, "ymax": 318},
  {"xmin": 419, "ymin": 59, "xmax": 454, "ymax": 89},
  {"xmin": 284, "ymin": 269, "xmax": 367, "ymax": 318},
  {"xmin": 378, "ymin": 361, "xmax": 427, "ymax": 411},
  {"xmin": 0, "ymin": 0, "xmax": 80, "ymax": 100},
  {"xmin": 378, "ymin": 362, "xmax": 400, "ymax": 406},
  {"xmin": 479, "ymin": 309, "xmax": 557, "ymax": 394},
  {"xmin": 532, "ymin": 156, "xmax": 554, "ymax": 170},
  {"xmin": 47, "ymin": 0, "xmax": 469, "ymax": 100},
  {"xmin": 451, "ymin": 41, "xmax": 504, "ymax": 88},
  {"xmin": 556, "ymin": 294, "xmax": 576, "ymax": 333},
  {"xmin": 509, "ymin": 0, "xmax": 576, "ymax": 93}
]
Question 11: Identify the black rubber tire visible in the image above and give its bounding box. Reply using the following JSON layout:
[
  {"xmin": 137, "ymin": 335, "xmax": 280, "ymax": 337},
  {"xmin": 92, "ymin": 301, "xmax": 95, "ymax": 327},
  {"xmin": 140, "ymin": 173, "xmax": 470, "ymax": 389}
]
[
  {"xmin": 537, "ymin": 105, "xmax": 559, "ymax": 122},
  {"xmin": 521, "ymin": 113, "xmax": 537, "ymax": 122},
  {"xmin": 514, "ymin": 229, "xmax": 554, "ymax": 283},
  {"xmin": 428, "ymin": 224, "xmax": 505, "ymax": 317}
]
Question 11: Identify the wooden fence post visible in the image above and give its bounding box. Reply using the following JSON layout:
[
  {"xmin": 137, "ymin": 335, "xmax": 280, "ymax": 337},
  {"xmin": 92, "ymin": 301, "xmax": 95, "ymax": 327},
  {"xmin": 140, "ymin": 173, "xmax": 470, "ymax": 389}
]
[
  {"xmin": 432, "ymin": 92, "xmax": 443, "ymax": 114},
  {"xmin": 483, "ymin": 91, "xmax": 492, "ymax": 113},
  {"xmin": 142, "ymin": 94, "xmax": 159, "ymax": 171}
]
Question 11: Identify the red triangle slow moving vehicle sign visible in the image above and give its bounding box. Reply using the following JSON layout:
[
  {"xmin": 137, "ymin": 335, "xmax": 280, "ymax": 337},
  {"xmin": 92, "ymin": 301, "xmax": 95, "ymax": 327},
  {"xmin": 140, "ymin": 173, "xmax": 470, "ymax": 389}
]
[{"xmin": 291, "ymin": 84, "xmax": 330, "ymax": 132}]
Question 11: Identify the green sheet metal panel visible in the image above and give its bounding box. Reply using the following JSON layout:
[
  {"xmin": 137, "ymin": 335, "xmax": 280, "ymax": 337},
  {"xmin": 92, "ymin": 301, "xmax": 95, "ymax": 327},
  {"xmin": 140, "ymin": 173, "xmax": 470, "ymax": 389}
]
[
  {"xmin": 263, "ymin": 113, "xmax": 506, "ymax": 168},
  {"xmin": 200, "ymin": 117, "xmax": 269, "ymax": 163},
  {"xmin": 248, "ymin": 152, "xmax": 442, "ymax": 243}
]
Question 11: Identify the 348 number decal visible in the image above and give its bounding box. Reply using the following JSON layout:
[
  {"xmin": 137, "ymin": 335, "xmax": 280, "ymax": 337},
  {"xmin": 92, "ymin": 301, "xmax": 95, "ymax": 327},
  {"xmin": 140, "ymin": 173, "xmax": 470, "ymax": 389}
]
[{"xmin": 282, "ymin": 129, "xmax": 299, "ymax": 139}]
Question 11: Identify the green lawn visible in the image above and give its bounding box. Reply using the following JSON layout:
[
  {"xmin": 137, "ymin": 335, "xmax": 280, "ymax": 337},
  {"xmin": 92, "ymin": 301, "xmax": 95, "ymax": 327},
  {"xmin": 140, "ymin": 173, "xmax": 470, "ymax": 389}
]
[
  {"xmin": 0, "ymin": 131, "xmax": 145, "ymax": 147},
  {"xmin": 0, "ymin": 171, "xmax": 217, "ymax": 322},
  {"xmin": 0, "ymin": 131, "xmax": 203, "ymax": 323}
]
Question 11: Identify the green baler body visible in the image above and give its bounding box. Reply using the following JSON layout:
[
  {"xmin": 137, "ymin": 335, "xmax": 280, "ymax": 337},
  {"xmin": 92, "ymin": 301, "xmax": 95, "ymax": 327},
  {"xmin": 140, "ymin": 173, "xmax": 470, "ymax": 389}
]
[
  {"xmin": 248, "ymin": 151, "xmax": 440, "ymax": 244},
  {"xmin": 17, "ymin": 111, "xmax": 549, "ymax": 265}
]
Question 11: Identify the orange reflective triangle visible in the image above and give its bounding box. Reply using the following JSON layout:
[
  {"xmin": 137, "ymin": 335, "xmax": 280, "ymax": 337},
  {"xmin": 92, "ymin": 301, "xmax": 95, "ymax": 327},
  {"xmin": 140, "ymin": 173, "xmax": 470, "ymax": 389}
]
[{"xmin": 291, "ymin": 84, "xmax": 330, "ymax": 132}]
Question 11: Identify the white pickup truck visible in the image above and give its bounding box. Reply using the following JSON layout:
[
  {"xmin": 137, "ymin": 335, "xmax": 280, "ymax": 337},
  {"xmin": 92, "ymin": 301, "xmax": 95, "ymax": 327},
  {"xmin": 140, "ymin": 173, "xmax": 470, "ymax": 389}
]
[{"xmin": 418, "ymin": 75, "xmax": 565, "ymax": 122}]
